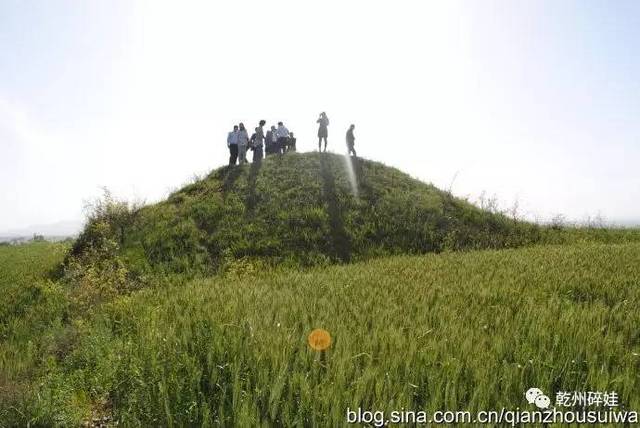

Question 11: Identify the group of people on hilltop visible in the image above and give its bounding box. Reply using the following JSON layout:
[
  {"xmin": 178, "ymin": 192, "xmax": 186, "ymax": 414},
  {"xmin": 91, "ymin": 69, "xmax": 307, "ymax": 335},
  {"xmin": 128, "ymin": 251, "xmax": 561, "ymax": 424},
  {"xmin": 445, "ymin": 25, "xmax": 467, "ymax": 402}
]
[
  {"xmin": 226, "ymin": 112, "xmax": 356, "ymax": 166},
  {"xmin": 265, "ymin": 122, "xmax": 297, "ymax": 156},
  {"xmin": 226, "ymin": 120, "xmax": 295, "ymax": 165}
]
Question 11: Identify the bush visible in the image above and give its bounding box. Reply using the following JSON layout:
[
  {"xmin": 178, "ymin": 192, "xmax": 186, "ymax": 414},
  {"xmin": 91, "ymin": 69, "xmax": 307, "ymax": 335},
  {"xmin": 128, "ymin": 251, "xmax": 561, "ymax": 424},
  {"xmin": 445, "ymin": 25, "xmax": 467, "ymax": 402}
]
[{"xmin": 63, "ymin": 189, "xmax": 143, "ymax": 314}]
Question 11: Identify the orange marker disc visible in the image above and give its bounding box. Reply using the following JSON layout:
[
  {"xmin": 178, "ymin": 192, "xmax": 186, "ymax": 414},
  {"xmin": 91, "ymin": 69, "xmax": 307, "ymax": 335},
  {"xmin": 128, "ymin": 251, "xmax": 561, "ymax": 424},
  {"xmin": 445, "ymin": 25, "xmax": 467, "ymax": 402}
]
[{"xmin": 308, "ymin": 328, "xmax": 332, "ymax": 351}]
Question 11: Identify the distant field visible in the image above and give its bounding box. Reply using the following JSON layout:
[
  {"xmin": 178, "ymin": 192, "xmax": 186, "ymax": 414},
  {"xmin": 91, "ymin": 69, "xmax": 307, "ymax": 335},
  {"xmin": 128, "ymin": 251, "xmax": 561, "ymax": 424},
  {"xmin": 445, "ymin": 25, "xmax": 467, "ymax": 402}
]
[
  {"xmin": 0, "ymin": 242, "xmax": 69, "ymax": 424},
  {"xmin": 3, "ymin": 241, "xmax": 637, "ymax": 426}
]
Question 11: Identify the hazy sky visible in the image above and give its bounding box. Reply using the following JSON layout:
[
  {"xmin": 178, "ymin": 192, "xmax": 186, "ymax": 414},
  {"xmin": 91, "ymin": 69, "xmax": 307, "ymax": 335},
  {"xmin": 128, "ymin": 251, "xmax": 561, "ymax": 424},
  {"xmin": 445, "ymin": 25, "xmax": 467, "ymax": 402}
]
[{"xmin": 1, "ymin": 0, "xmax": 639, "ymax": 232}]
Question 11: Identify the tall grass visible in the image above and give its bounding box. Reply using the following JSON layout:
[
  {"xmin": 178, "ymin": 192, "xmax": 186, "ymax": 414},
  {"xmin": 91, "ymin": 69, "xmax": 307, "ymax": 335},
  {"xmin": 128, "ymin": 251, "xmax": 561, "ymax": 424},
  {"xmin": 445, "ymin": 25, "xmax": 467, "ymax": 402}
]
[
  {"xmin": 0, "ymin": 242, "xmax": 71, "ymax": 424},
  {"xmin": 26, "ymin": 242, "xmax": 640, "ymax": 426}
]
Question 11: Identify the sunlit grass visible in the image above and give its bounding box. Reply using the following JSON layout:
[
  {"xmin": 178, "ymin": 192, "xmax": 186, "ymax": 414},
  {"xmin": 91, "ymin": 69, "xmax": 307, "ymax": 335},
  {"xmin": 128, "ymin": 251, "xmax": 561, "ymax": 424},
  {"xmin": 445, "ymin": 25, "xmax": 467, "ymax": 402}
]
[
  {"xmin": 39, "ymin": 242, "xmax": 640, "ymax": 426},
  {"xmin": 0, "ymin": 242, "xmax": 70, "ymax": 423}
]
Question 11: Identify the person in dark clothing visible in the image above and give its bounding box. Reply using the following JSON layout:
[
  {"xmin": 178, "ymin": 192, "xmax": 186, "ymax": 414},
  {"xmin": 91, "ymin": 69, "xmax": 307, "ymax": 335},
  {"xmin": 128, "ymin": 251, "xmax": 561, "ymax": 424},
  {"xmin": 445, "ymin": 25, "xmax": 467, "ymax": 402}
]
[
  {"xmin": 252, "ymin": 122, "xmax": 265, "ymax": 163},
  {"xmin": 227, "ymin": 125, "xmax": 239, "ymax": 165},
  {"xmin": 265, "ymin": 125, "xmax": 277, "ymax": 156},
  {"xmin": 317, "ymin": 112, "xmax": 329, "ymax": 152},
  {"xmin": 288, "ymin": 132, "xmax": 297, "ymax": 152},
  {"xmin": 346, "ymin": 124, "xmax": 356, "ymax": 157}
]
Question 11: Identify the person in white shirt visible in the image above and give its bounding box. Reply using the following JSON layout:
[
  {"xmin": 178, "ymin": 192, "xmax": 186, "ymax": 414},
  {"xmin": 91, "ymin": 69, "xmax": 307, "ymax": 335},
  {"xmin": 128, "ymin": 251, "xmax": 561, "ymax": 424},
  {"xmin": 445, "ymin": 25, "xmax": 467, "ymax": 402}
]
[
  {"xmin": 276, "ymin": 121, "xmax": 289, "ymax": 154},
  {"xmin": 237, "ymin": 122, "xmax": 249, "ymax": 164},
  {"xmin": 227, "ymin": 125, "xmax": 239, "ymax": 165}
]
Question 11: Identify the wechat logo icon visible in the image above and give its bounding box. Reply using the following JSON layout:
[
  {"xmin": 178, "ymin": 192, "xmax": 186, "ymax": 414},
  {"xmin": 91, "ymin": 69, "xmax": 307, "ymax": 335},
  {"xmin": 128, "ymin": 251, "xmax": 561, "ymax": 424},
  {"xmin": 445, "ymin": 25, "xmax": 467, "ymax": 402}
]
[{"xmin": 526, "ymin": 387, "xmax": 551, "ymax": 409}]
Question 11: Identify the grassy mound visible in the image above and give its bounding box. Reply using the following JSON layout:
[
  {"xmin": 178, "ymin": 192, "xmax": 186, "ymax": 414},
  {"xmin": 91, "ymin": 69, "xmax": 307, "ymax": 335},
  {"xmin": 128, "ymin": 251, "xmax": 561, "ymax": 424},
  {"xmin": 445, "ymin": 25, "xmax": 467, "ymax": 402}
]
[{"xmin": 72, "ymin": 152, "xmax": 541, "ymax": 276}]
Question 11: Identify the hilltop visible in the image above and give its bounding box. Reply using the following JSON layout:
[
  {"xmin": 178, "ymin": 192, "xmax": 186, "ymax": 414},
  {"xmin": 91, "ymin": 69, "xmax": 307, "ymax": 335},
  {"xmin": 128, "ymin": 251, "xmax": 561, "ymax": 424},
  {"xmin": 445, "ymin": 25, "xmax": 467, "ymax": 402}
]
[{"xmin": 70, "ymin": 152, "xmax": 540, "ymax": 276}]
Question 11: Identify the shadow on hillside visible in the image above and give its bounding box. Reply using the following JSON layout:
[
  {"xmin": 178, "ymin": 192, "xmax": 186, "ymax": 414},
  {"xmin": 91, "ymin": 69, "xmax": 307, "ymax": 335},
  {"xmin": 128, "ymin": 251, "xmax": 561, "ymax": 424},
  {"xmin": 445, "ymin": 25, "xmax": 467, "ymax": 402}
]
[
  {"xmin": 319, "ymin": 155, "xmax": 352, "ymax": 262},
  {"xmin": 219, "ymin": 165, "xmax": 243, "ymax": 200},
  {"xmin": 245, "ymin": 161, "xmax": 262, "ymax": 215}
]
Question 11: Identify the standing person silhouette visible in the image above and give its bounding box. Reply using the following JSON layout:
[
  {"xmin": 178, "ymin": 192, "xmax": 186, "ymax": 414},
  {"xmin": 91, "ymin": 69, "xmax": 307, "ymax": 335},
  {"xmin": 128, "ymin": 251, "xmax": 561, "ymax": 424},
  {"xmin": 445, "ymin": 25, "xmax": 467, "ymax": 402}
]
[
  {"xmin": 237, "ymin": 122, "xmax": 249, "ymax": 164},
  {"xmin": 227, "ymin": 125, "xmax": 239, "ymax": 165},
  {"xmin": 288, "ymin": 132, "xmax": 297, "ymax": 152},
  {"xmin": 252, "ymin": 120, "xmax": 265, "ymax": 163},
  {"xmin": 276, "ymin": 121, "xmax": 290, "ymax": 154},
  {"xmin": 317, "ymin": 112, "xmax": 329, "ymax": 152},
  {"xmin": 346, "ymin": 124, "xmax": 356, "ymax": 157},
  {"xmin": 265, "ymin": 126, "xmax": 275, "ymax": 156}
]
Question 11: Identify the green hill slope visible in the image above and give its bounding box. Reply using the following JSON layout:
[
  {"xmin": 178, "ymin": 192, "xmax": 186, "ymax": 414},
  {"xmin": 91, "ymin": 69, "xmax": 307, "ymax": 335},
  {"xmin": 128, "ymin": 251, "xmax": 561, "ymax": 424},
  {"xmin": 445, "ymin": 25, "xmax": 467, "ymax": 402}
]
[{"xmin": 71, "ymin": 152, "xmax": 540, "ymax": 275}]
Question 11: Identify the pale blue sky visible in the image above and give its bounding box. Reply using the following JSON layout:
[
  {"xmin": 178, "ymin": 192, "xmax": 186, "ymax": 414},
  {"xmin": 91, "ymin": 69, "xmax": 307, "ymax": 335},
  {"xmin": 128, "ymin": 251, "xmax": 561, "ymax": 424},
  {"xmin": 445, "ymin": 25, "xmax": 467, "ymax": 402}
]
[{"xmin": 1, "ymin": 0, "xmax": 639, "ymax": 232}]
